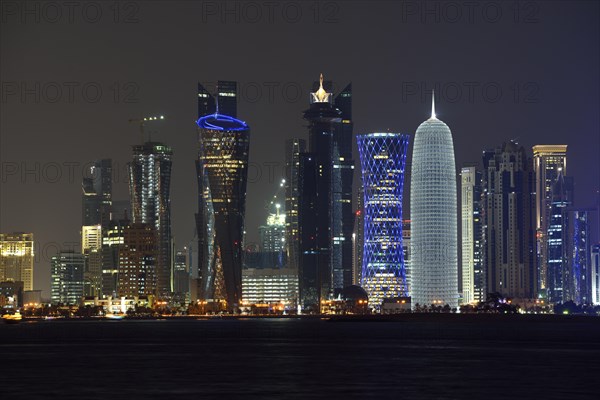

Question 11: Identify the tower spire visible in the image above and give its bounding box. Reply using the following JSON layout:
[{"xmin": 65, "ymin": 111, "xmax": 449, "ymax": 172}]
[{"xmin": 431, "ymin": 90, "xmax": 436, "ymax": 120}]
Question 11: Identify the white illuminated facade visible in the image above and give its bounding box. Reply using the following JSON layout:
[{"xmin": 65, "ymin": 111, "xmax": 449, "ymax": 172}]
[
  {"xmin": 460, "ymin": 166, "xmax": 483, "ymax": 304},
  {"xmin": 242, "ymin": 267, "xmax": 298, "ymax": 306},
  {"xmin": 410, "ymin": 95, "xmax": 458, "ymax": 308}
]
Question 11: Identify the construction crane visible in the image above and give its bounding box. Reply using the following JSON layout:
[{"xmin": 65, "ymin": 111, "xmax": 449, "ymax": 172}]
[{"xmin": 128, "ymin": 115, "xmax": 165, "ymax": 144}]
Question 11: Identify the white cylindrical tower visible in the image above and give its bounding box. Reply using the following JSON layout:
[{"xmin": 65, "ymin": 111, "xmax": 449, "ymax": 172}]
[{"xmin": 410, "ymin": 94, "xmax": 458, "ymax": 309}]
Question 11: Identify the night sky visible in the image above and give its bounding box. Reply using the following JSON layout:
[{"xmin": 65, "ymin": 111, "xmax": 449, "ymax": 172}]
[{"xmin": 1, "ymin": 1, "xmax": 599, "ymax": 297}]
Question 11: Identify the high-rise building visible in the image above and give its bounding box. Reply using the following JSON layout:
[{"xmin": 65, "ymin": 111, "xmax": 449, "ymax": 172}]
[
  {"xmin": 357, "ymin": 133, "xmax": 410, "ymax": 309},
  {"xmin": 591, "ymin": 244, "xmax": 600, "ymax": 305},
  {"xmin": 298, "ymin": 74, "xmax": 354, "ymax": 311},
  {"xmin": 81, "ymin": 225, "xmax": 102, "ymax": 297},
  {"xmin": 0, "ymin": 233, "xmax": 34, "ymax": 291},
  {"xmin": 562, "ymin": 208, "xmax": 593, "ymax": 304},
  {"xmin": 410, "ymin": 95, "xmax": 458, "ymax": 309},
  {"xmin": 101, "ymin": 217, "xmax": 130, "ymax": 297},
  {"xmin": 259, "ymin": 204, "xmax": 286, "ymax": 253},
  {"xmin": 129, "ymin": 142, "xmax": 172, "ymax": 298},
  {"xmin": 198, "ymin": 81, "xmax": 238, "ymax": 119},
  {"xmin": 51, "ymin": 251, "xmax": 85, "ymax": 305},
  {"xmin": 285, "ymin": 138, "xmax": 306, "ymax": 273},
  {"xmin": 402, "ymin": 220, "xmax": 411, "ymax": 296},
  {"xmin": 546, "ymin": 174, "xmax": 573, "ymax": 303},
  {"xmin": 82, "ymin": 159, "xmax": 112, "ymax": 227},
  {"xmin": 173, "ymin": 249, "xmax": 190, "ymax": 302},
  {"xmin": 482, "ymin": 141, "xmax": 537, "ymax": 300},
  {"xmin": 196, "ymin": 107, "xmax": 250, "ymax": 309},
  {"xmin": 461, "ymin": 165, "xmax": 484, "ymax": 304},
  {"xmin": 352, "ymin": 188, "xmax": 364, "ymax": 286},
  {"xmin": 533, "ymin": 145, "xmax": 568, "ymax": 292},
  {"xmin": 117, "ymin": 223, "xmax": 158, "ymax": 298}
]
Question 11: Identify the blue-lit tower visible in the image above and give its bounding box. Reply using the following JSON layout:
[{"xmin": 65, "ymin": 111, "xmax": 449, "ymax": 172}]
[
  {"xmin": 196, "ymin": 109, "xmax": 250, "ymax": 310},
  {"xmin": 357, "ymin": 133, "xmax": 410, "ymax": 309}
]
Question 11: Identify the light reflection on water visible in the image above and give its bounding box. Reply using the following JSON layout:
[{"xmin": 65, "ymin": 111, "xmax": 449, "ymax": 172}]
[{"xmin": 2, "ymin": 318, "xmax": 600, "ymax": 399}]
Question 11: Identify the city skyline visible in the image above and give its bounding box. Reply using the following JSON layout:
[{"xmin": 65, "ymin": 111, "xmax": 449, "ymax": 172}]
[{"xmin": 2, "ymin": 2, "xmax": 599, "ymax": 299}]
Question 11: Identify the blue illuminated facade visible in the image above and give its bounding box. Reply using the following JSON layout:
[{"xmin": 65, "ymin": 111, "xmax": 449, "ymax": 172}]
[{"xmin": 357, "ymin": 133, "xmax": 410, "ymax": 309}]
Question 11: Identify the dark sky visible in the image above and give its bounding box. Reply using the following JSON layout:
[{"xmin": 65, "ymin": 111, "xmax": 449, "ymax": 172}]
[{"xmin": 1, "ymin": 0, "xmax": 599, "ymax": 297}]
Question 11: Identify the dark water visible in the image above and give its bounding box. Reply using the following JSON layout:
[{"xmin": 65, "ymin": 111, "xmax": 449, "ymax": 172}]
[{"xmin": 2, "ymin": 315, "xmax": 600, "ymax": 399}]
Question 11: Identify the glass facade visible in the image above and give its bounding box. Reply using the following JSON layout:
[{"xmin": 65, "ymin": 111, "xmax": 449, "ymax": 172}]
[
  {"xmin": 196, "ymin": 113, "xmax": 250, "ymax": 308},
  {"xmin": 51, "ymin": 251, "xmax": 85, "ymax": 305},
  {"xmin": 533, "ymin": 145, "xmax": 567, "ymax": 292},
  {"xmin": 129, "ymin": 143, "xmax": 172, "ymax": 298},
  {"xmin": 357, "ymin": 133, "xmax": 410, "ymax": 309},
  {"xmin": 410, "ymin": 110, "xmax": 458, "ymax": 308}
]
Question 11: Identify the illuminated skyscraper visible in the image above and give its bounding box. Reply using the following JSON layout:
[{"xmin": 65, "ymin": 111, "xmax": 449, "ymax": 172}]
[
  {"xmin": 402, "ymin": 220, "xmax": 412, "ymax": 295},
  {"xmin": 117, "ymin": 223, "xmax": 158, "ymax": 298},
  {"xmin": 533, "ymin": 145, "xmax": 568, "ymax": 292},
  {"xmin": 0, "ymin": 233, "xmax": 34, "ymax": 291},
  {"xmin": 259, "ymin": 204, "xmax": 286, "ymax": 253},
  {"xmin": 101, "ymin": 216, "xmax": 130, "ymax": 297},
  {"xmin": 352, "ymin": 188, "xmax": 364, "ymax": 286},
  {"xmin": 298, "ymin": 74, "xmax": 354, "ymax": 311},
  {"xmin": 410, "ymin": 95, "xmax": 458, "ymax": 308},
  {"xmin": 591, "ymin": 244, "xmax": 600, "ymax": 305},
  {"xmin": 357, "ymin": 133, "xmax": 410, "ymax": 309},
  {"xmin": 285, "ymin": 138, "xmax": 306, "ymax": 272},
  {"xmin": 196, "ymin": 111, "xmax": 250, "ymax": 309},
  {"xmin": 562, "ymin": 208, "xmax": 593, "ymax": 304},
  {"xmin": 129, "ymin": 142, "xmax": 172, "ymax": 298},
  {"xmin": 82, "ymin": 159, "xmax": 112, "ymax": 227},
  {"xmin": 81, "ymin": 225, "xmax": 102, "ymax": 297},
  {"xmin": 51, "ymin": 251, "xmax": 85, "ymax": 305},
  {"xmin": 482, "ymin": 141, "xmax": 537, "ymax": 299},
  {"xmin": 461, "ymin": 165, "xmax": 484, "ymax": 304}
]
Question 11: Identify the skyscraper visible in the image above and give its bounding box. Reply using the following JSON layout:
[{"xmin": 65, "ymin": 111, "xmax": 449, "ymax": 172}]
[
  {"xmin": 482, "ymin": 141, "xmax": 537, "ymax": 300},
  {"xmin": 173, "ymin": 249, "xmax": 190, "ymax": 302},
  {"xmin": 196, "ymin": 110, "xmax": 250, "ymax": 309},
  {"xmin": 402, "ymin": 220, "xmax": 412, "ymax": 295},
  {"xmin": 533, "ymin": 145, "xmax": 568, "ymax": 292},
  {"xmin": 357, "ymin": 133, "xmax": 410, "ymax": 309},
  {"xmin": 352, "ymin": 189, "xmax": 364, "ymax": 286},
  {"xmin": 82, "ymin": 159, "xmax": 112, "ymax": 227},
  {"xmin": 259, "ymin": 204, "xmax": 286, "ymax": 254},
  {"xmin": 298, "ymin": 74, "xmax": 354, "ymax": 311},
  {"xmin": 197, "ymin": 81, "xmax": 238, "ymax": 118},
  {"xmin": 117, "ymin": 223, "xmax": 158, "ymax": 298},
  {"xmin": 460, "ymin": 165, "xmax": 484, "ymax": 304},
  {"xmin": 410, "ymin": 95, "xmax": 458, "ymax": 309},
  {"xmin": 129, "ymin": 142, "xmax": 173, "ymax": 298},
  {"xmin": 81, "ymin": 225, "xmax": 102, "ymax": 297},
  {"xmin": 0, "ymin": 233, "xmax": 34, "ymax": 291},
  {"xmin": 591, "ymin": 244, "xmax": 600, "ymax": 305},
  {"xmin": 546, "ymin": 174, "xmax": 573, "ymax": 303},
  {"xmin": 562, "ymin": 208, "xmax": 593, "ymax": 303},
  {"xmin": 285, "ymin": 138, "xmax": 306, "ymax": 273},
  {"xmin": 101, "ymin": 216, "xmax": 130, "ymax": 297},
  {"xmin": 51, "ymin": 251, "xmax": 85, "ymax": 305}
]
